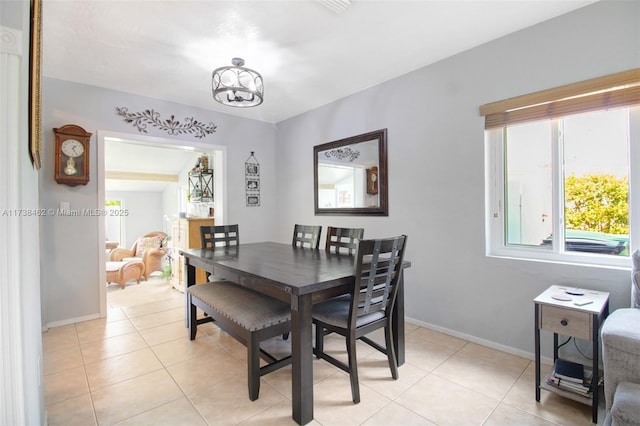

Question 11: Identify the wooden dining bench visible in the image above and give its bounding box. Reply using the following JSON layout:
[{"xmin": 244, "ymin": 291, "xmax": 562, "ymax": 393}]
[{"xmin": 187, "ymin": 281, "xmax": 292, "ymax": 400}]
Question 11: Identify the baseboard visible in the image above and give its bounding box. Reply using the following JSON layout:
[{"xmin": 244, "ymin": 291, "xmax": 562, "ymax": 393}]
[
  {"xmin": 45, "ymin": 312, "xmax": 101, "ymax": 330},
  {"xmin": 406, "ymin": 316, "xmax": 555, "ymax": 366}
]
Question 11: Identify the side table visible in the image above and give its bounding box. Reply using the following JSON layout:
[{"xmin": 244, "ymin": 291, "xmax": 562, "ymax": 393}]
[{"xmin": 534, "ymin": 285, "xmax": 609, "ymax": 423}]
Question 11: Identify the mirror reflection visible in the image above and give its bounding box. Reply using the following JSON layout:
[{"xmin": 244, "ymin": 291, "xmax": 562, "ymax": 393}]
[
  {"xmin": 317, "ymin": 139, "xmax": 379, "ymax": 208},
  {"xmin": 314, "ymin": 129, "xmax": 388, "ymax": 216}
]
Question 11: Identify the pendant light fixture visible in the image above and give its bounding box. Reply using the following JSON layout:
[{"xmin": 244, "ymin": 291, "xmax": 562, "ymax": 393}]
[{"xmin": 211, "ymin": 58, "xmax": 264, "ymax": 107}]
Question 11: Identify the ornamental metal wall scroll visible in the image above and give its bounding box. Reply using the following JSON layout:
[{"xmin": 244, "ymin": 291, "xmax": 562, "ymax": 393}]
[
  {"xmin": 245, "ymin": 151, "xmax": 260, "ymax": 207},
  {"xmin": 115, "ymin": 107, "xmax": 217, "ymax": 139},
  {"xmin": 323, "ymin": 147, "xmax": 360, "ymax": 162}
]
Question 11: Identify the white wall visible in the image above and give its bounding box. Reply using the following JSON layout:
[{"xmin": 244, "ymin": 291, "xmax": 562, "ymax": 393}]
[
  {"xmin": 40, "ymin": 79, "xmax": 277, "ymax": 325},
  {"xmin": 274, "ymin": 0, "xmax": 640, "ymax": 359},
  {"xmin": 0, "ymin": 0, "xmax": 45, "ymax": 423},
  {"xmin": 105, "ymin": 191, "xmax": 164, "ymax": 248}
]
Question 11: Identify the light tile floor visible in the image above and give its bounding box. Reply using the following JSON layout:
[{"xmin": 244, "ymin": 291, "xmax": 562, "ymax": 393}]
[{"xmin": 43, "ymin": 275, "xmax": 602, "ymax": 425}]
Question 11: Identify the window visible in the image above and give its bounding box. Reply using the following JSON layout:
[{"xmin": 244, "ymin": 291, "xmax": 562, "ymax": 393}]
[{"xmin": 481, "ymin": 69, "xmax": 640, "ymax": 267}]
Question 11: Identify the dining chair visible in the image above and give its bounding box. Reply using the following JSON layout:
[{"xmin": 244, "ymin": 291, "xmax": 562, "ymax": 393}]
[
  {"xmin": 200, "ymin": 224, "xmax": 239, "ymax": 249},
  {"xmin": 282, "ymin": 224, "xmax": 322, "ymax": 341},
  {"xmin": 292, "ymin": 224, "xmax": 322, "ymax": 249},
  {"xmin": 312, "ymin": 235, "xmax": 408, "ymax": 403},
  {"xmin": 325, "ymin": 226, "xmax": 364, "ymax": 255},
  {"xmin": 200, "ymin": 224, "xmax": 239, "ymax": 280}
]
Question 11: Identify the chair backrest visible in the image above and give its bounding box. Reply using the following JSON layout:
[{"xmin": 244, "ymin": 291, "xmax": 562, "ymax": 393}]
[
  {"xmin": 131, "ymin": 231, "xmax": 168, "ymax": 251},
  {"xmin": 200, "ymin": 225, "xmax": 239, "ymax": 249},
  {"xmin": 325, "ymin": 227, "xmax": 364, "ymax": 255},
  {"xmin": 292, "ymin": 224, "xmax": 322, "ymax": 249},
  {"xmin": 349, "ymin": 235, "xmax": 407, "ymax": 327}
]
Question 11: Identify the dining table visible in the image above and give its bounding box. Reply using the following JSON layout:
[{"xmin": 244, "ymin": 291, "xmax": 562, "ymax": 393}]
[{"xmin": 180, "ymin": 242, "xmax": 410, "ymax": 425}]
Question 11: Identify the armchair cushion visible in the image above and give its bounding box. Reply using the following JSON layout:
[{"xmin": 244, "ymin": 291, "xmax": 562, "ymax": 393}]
[
  {"xmin": 601, "ymin": 308, "xmax": 640, "ymax": 412},
  {"xmin": 602, "ymin": 308, "xmax": 640, "ymax": 357},
  {"xmin": 609, "ymin": 382, "xmax": 640, "ymax": 426},
  {"xmin": 135, "ymin": 236, "xmax": 162, "ymax": 257}
]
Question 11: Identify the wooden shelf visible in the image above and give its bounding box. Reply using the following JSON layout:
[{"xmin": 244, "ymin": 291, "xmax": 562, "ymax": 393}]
[
  {"xmin": 171, "ymin": 217, "xmax": 214, "ymax": 291},
  {"xmin": 540, "ymin": 372, "xmax": 594, "ymax": 406}
]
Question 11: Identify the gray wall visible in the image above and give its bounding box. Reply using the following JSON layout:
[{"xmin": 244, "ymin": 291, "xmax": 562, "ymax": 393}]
[
  {"xmin": 273, "ymin": 0, "xmax": 640, "ymax": 358},
  {"xmin": 40, "ymin": 79, "xmax": 277, "ymax": 325}
]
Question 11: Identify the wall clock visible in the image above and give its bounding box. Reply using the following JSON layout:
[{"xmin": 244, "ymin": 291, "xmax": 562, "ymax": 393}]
[
  {"xmin": 53, "ymin": 124, "xmax": 92, "ymax": 186},
  {"xmin": 366, "ymin": 166, "xmax": 378, "ymax": 195}
]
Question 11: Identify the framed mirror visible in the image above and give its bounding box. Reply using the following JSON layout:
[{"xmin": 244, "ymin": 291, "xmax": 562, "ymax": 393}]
[{"xmin": 314, "ymin": 128, "xmax": 388, "ymax": 216}]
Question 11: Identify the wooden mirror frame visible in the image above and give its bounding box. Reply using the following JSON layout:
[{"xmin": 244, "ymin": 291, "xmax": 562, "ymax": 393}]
[{"xmin": 314, "ymin": 128, "xmax": 388, "ymax": 216}]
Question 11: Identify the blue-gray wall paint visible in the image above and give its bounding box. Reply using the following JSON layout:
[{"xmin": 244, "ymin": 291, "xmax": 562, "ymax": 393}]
[
  {"xmin": 41, "ymin": 78, "xmax": 277, "ymax": 324},
  {"xmin": 273, "ymin": 0, "xmax": 640, "ymax": 357},
  {"xmin": 40, "ymin": 1, "xmax": 640, "ymax": 361}
]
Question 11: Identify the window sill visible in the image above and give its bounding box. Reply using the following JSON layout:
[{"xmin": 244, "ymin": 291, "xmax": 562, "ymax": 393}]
[{"xmin": 487, "ymin": 249, "xmax": 630, "ymax": 271}]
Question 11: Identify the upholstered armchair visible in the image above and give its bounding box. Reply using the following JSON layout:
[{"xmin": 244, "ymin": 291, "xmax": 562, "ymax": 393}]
[
  {"xmin": 109, "ymin": 231, "xmax": 168, "ymax": 280},
  {"xmin": 600, "ymin": 250, "xmax": 640, "ymax": 426}
]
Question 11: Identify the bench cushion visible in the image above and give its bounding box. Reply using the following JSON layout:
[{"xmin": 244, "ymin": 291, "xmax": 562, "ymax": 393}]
[{"xmin": 188, "ymin": 282, "xmax": 290, "ymax": 332}]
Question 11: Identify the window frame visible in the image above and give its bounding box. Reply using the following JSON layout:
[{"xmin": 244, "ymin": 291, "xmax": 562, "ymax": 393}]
[{"xmin": 485, "ymin": 106, "xmax": 640, "ymax": 268}]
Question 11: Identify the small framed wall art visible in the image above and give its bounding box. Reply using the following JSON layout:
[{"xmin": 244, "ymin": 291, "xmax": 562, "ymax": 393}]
[{"xmin": 245, "ymin": 151, "xmax": 260, "ymax": 207}]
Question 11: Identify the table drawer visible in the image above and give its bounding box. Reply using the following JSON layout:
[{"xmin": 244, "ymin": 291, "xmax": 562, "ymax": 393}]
[{"xmin": 539, "ymin": 304, "xmax": 592, "ymax": 340}]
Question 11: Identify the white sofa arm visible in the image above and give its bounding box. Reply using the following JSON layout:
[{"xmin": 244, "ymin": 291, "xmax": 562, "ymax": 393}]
[{"xmin": 601, "ymin": 308, "xmax": 640, "ymax": 413}]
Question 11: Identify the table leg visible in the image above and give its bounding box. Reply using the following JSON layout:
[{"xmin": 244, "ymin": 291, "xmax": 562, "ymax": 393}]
[
  {"xmin": 184, "ymin": 259, "xmax": 196, "ymax": 329},
  {"xmin": 592, "ymin": 314, "xmax": 599, "ymax": 423},
  {"xmin": 291, "ymin": 293, "xmax": 313, "ymax": 425},
  {"xmin": 392, "ymin": 270, "xmax": 406, "ymax": 365},
  {"xmin": 535, "ymin": 303, "xmax": 541, "ymax": 401}
]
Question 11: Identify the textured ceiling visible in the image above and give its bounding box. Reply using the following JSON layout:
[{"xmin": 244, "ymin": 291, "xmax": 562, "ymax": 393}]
[{"xmin": 42, "ymin": 0, "xmax": 597, "ymax": 124}]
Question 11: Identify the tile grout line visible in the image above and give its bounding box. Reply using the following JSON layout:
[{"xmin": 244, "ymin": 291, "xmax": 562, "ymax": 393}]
[{"xmin": 74, "ymin": 322, "xmax": 100, "ymax": 426}]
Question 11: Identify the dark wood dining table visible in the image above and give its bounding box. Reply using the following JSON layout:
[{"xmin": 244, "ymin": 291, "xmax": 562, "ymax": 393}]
[{"xmin": 180, "ymin": 242, "xmax": 410, "ymax": 425}]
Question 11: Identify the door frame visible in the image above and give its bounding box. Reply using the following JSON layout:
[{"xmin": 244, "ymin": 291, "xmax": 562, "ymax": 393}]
[{"xmin": 97, "ymin": 129, "xmax": 227, "ymax": 317}]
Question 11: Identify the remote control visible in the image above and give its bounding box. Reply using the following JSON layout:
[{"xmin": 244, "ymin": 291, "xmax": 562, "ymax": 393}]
[{"xmin": 574, "ymin": 300, "xmax": 593, "ymax": 306}]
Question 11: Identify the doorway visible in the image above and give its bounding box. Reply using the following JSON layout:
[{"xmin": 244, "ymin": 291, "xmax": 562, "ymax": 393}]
[{"xmin": 97, "ymin": 130, "xmax": 227, "ymax": 315}]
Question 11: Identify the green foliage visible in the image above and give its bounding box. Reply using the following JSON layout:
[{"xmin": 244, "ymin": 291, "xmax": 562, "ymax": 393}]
[
  {"xmin": 160, "ymin": 264, "xmax": 172, "ymax": 280},
  {"xmin": 564, "ymin": 173, "xmax": 628, "ymax": 235}
]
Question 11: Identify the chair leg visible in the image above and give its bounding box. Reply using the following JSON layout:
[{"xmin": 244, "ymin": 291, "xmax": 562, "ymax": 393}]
[
  {"xmin": 188, "ymin": 294, "xmax": 197, "ymax": 341},
  {"xmin": 248, "ymin": 334, "xmax": 261, "ymax": 401},
  {"xmin": 384, "ymin": 325, "xmax": 398, "ymax": 379},
  {"xmin": 346, "ymin": 334, "xmax": 360, "ymax": 403}
]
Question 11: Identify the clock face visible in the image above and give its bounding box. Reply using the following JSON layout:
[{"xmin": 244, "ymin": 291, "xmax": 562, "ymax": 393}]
[{"xmin": 61, "ymin": 139, "xmax": 85, "ymax": 158}]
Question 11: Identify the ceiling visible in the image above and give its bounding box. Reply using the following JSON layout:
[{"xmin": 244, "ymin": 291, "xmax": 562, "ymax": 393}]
[
  {"xmin": 47, "ymin": 0, "xmax": 597, "ymax": 192},
  {"xmin": 104, "ymin": 138, "xmax": 207, "ymax": 192},
  {"xmin": 42, "ymin": 0, "xmax": 597, "ymax": 125}
]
